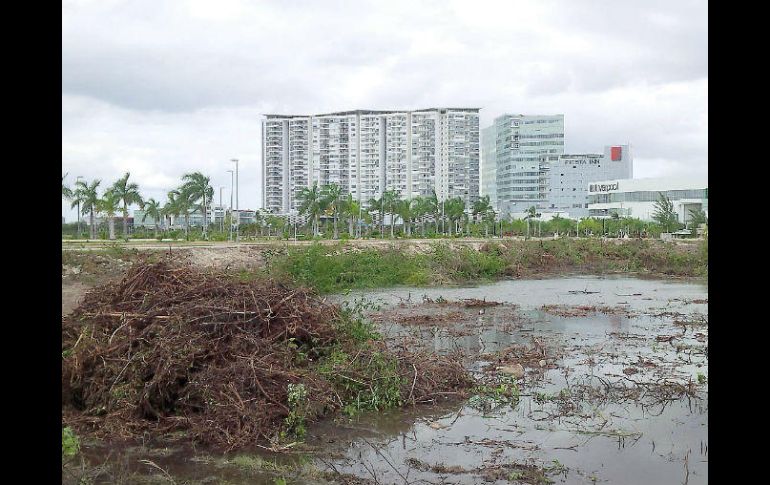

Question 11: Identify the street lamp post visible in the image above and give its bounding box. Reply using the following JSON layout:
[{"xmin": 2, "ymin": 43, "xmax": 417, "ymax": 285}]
[
  {"xmin": 219, "ymin": 186, "xmax": 225, "ymax": 233},
  {"xmin": 231, "ymin": 159, "xmax": 239, "ymax": 241},
  {"xmin": 76, "ymin": 175, "xmax": 84, "ymax": 237},
  {"xmin": 227, "ymin": 170, "xmax": 234, "ymax": 242}
]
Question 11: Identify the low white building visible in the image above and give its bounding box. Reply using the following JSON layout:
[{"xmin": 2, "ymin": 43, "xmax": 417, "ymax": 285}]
[
  {"xmin": 587, "ymin": 176, "xmax": 708, "ymax": 223},
  {"xmin": 545, "ymin": 144, "xmax": 633, "ymax": 219}
]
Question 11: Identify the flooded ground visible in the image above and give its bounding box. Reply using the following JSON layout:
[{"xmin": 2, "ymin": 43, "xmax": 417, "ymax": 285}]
[{"xmin": 70, "ymin": 276, "xmax": 707, "ymax": 484}]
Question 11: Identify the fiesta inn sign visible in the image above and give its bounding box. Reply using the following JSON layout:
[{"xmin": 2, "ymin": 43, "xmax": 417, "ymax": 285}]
[{"xmin": 589, "ymin": 182, "xmax": 619, "ymax": 193}]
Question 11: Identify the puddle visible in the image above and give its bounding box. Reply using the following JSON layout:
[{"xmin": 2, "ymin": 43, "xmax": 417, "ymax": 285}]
[{"xmin": 71, "ymin": 276, "xmax": 707, "ymax": 485}]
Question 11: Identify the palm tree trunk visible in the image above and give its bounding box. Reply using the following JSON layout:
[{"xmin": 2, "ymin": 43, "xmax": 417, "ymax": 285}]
[
  {"xmin": 109, "ymin": 218, "xmax": 116, "ymax": 240},
  {"xmin": 203, "ymin": 196, "xmax": 208, "ymax": 238},
  {"xmin": 334, "ymin": 212, "xmax": 338, "ymax": 239},
  {"xmin": 122, "ymin": 206, "xmax": 128, "ymax": 240},
  {"xmin": 185, "ymin": 213, "xmax": 190, "ymax": 240},
  {"xmin": 89, "ymin": 210, "xmax": 95, "ymax": 239}
]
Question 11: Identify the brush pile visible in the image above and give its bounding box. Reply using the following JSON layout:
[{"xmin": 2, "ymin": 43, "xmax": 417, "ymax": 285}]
[{"xmin": 62, "ymin": 259, "xmax": 471, "ymax": 450}]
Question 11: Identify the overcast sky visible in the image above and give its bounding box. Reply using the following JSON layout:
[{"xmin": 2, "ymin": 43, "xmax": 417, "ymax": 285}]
[{"xmin": 62, "ymin": 0, "xmax": 707, "ymax": 221}]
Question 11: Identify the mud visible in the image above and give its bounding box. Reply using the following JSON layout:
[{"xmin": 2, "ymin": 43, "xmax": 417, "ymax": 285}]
[{"xmin": 65, "ymin": 276, "xmax": 707, "ymax": 485}]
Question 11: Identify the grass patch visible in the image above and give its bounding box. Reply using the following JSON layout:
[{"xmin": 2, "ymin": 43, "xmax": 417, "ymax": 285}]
[
  {"xmin": 62, "ymin": 427, "xmax": 80, "ymax": 457},
  {"xmin": 262, "ymin": 239, "xmax": 707, "ymax": 294}
]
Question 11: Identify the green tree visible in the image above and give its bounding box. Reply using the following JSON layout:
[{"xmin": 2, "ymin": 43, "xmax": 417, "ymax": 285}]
[
  {"xmin": 298, "ymin": 183, "xmax": 323, "ymax": 237},
  {"xmin": 170, "ymin": 188, "xmax": 194, "ymax": 240},
  {"xmin": 265, "ymin": 215, "xmax": 286, "ymax": 238},
  {"xmin": 425, "ymin": 190, "xmax": 440, "ymax": 234},
  {"xmin": 381, "ymin": 190, "xmax": 400, "ymax": 238},
  {"xmin": 142, "ymin": 198, "xmax": 162, "ymax": 238},
  {"xmin": 97, "ymin": 190, "xmax": 120, "ymax": 240},
  {"xmin": 394, "ymin": 198, "xmax": 419, "ymax": 237},
  {"xmin": 473, "ymin": 195, "xmax": 493, "ymax": 237},
  {"xmin": 180, "ymin": 172, "xmax": 214, "ymax": 239},
  {"xmin": 688, "ymin": 207, "xmax": 708, "ymax": 236},
  {"xmin": 62, "ymin": 173, "xmax": 72, "ymax": 199},
  {"xmin": 524, "ymin": 206, "xmax": 539, "ymax": 239},
  {"xmin": 652, "ymin": 192, "xmax": 678, "ymax": 233},
  {"xmin": 340, "ymin": 193, "xmax": 362, "ymax": 238},
  {"xmin": 367, "ymin": 196, "xmax": 384, "ymax": 238},
  {"xmin": 411, "ymin": 196, "xmax": 430, "ymax": 237},
  {"xmin": 321, "ymin": 183, "xmax": 342, "ymax": 239},
  {"xmin": 445, "ymin": 197, "xmax": 466, "ymax": 236},
  {"xmin": 71, "ymin": 179, "xmax": 101, "ymax": 239},
  {"xmin": 162, "ymin": 191, "xmax": 181, "ymax": 233},
  {"xmin": 110, "ymin": 172, "xmax": 144, "ymax": 240}
]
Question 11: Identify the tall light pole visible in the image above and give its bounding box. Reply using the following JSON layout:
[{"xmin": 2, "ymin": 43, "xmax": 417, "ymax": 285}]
[
  {"xmin": 219, "ymin": 186, "xmax": 225, "ymax": 233},
  {"xmin": 76, "ymin": 175, "xmax": 84, "ymax": 238},
  {"xmin": 227, "ymin": 169, "xmax": 234, "ymax": 242},
  {"xmin": 231, "ymin": 159, "xmax": 239, "ymax": 241}
]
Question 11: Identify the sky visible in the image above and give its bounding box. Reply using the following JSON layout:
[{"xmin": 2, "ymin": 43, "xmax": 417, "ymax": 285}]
[{"xmin": 62, "ymin": 0, "xmax": 708, "ymax": 221}]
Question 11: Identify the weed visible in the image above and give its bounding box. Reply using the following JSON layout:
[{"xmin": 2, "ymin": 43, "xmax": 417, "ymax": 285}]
[
  {"xmin": 469, "ymin": 375, "xmax": 520, "ymax": 411},
  {"xmin": 284, "ymin": 383, "xmax": 309, "ymax": 439},
  {"xmin": 62, "ymin": 426, "xmax": 80, "ymax": 457},
  {"xmin": 697, "ymin": 372, "xmax": 707, "ymax": 384}
]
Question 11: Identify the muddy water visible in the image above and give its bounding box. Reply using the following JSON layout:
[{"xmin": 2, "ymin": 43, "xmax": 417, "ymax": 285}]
[
  {"xmin": 74, "ymin": 276, "xmax": 707, "ymax": 484},
  {"xmin": 314, "ymin": 276, "xmax": 708, "ymax": 484}
]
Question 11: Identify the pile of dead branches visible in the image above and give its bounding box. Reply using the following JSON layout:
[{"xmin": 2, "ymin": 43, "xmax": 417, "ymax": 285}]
[{"xmin": 62, "ymin": 259, "xmax": 471, "ymax": 450}]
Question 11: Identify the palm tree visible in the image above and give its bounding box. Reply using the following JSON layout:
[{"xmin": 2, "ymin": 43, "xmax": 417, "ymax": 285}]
[
  {"xmin": 381, "ymin": 190, "xmax": 399, "ymax": 238},
  {"xmin": 395, "ymin": 198, "xmax": 419, "ymax": 237},
  {"xmin": 142, "ymin": 198, "xmax": 162, "ymax": 238},
  {"xmin": 297, "ymin": 183, "xmax": 323, "ymax": 236},
  {"xmin": 483, "ymin": 207, "xmax": 497, "ymax": 238},
  {"xmin": 473, "ymin": 195, "xmax": 493, "ymax": 236},
  {"xmin": 162, "ymin": 191, "xmax": 181, "ymax": 232},
  {"xmin": 524, "ymin": 206, "xmax": 538, "ymax": 239},
  {"xmin": 652, "ymin": 193, "xmax": 678, "ymax": 233},
  {"xmin": 425, "ymin": 190, "xmax": 440, "ymax": 235},
  {"xmin": 688, "ymin": 207, "xmax": 707, "ymax": 236},
  {"xmin": 445, "ymin": 197, "xmax": 466, "ymax": 236},
  {"xmin": 62, "ymin": 173, "xmax": 72, "ymax": 199},
  {"xmin": 110, "ymin": 172, "xmax": 144, "ymax": 240},
  {"xmin": 341, "ymin": 193, "xmax": 361, "ymax": 238},
  {"xmin": 181, "ymin": 172, "xmax": 214, "ymax": 238},
  {"xmin": 171, "ymin": 188, "xmax": 194, "ymax": 240},
  {"xmin": 97, "ymin": 190, "xmax": 120, "ymax": 240},
  {"xmin": 321, "ymin": 183, "xmax": 343, "ymax": 239},
  {"xmin": 410, "ymin": 196, "xmax": 427, "ymax": 237},
  {"xmin": 71, "ymin": 179, "xmax": 101, "ymax": 239},
  {"xmin": 368, "ymin": 196, "xmax": 384, "ymax": 239}
]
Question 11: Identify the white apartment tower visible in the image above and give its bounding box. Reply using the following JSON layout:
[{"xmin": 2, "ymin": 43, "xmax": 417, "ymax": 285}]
[{"xmin": 261, "ymin": 108, "xmax": 480, "ymax": 213}]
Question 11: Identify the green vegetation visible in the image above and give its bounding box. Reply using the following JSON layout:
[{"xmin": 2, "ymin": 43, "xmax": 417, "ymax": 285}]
[
  {"xmin": 316, "ymin": 304, "xmax": 403, "ymax": 416},
  {"xmin": 283, "ymin": 383, "xmax": 309, "ymax": 438},
  {"xmin": 652, "ymin": 193, "xmax": 678, "ymax": 233},
  {"xmin": 468, "ymin": 375, "xmax": 520, "ymax": 411},
  {"xmin": 62, "ymin": 427, "xmax": 80, "ymax": 457},
  {"xmin": 65, "ymin": 174, "xmax": 705, "ymax": 241},
  {"xmin": 264, "ymin": 239, "xmax": 707, "ymax": 294}
]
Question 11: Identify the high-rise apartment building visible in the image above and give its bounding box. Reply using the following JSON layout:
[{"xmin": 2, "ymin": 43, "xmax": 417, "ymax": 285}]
[
  {"xmin": 482, "ymin": 114, "xmax": 564, "ymax": 215},
  {"xmin": 480, "ymin": 124, "xmax": 497, "ymax": 209},
  {"xmin": 261, "ymin": 108, "xmax": 480, "ymax": 213}
]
